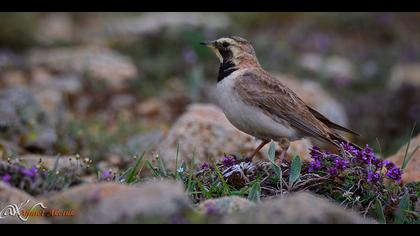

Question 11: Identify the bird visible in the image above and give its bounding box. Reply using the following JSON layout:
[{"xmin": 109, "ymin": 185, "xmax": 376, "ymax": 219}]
[{"xmin": 200, "ymin": 36, "xmax": 360, "ymax": 162}]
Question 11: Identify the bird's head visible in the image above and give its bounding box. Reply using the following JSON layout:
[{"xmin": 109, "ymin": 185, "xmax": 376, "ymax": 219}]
[{"xmin": 200, "ymin": 36, "xmax": 260, "ymax": 68}]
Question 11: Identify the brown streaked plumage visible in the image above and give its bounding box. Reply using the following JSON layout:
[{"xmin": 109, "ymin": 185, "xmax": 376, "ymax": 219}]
[{"xmin": 201, "ymin": 36, "xmax": 359, "ymax": 162}]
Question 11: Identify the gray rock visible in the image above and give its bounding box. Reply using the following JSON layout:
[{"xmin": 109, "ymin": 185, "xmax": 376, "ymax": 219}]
[
  {"xmin": 222, "ymin": 192, "xmax": 376, "ymax": 224},
  {"xmin": 0, "ymin": 182, "xmax": 50, "ymax": 224},
  {"xmin": 28, "ymin": 46, "xmax": 138, "ymax": 90},
  {"xmin": 46, "ymin": 180, "xmax": 193, "ymax": 224},
  {"xmin": 197, "ymin": 196, "xmax": 255, "ymax": 215},
  {"xmin": 126, "ymin": 130, "xmax": 164, "ymax": 155},
  {"xmin": 103, "ymin": 12, "xmax": 230, "ymax": 38},
  {"xmin": 0, "ymin": 87, "xmax": 57, "ymax": 152}
]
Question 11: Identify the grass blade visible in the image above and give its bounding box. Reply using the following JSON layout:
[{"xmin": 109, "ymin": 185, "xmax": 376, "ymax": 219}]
[
  {"xmin": 145, "ymin": 160, "xmax": 161, "ymax": 177},
  {"xmin": 156, "ymin": 153, "xmax": 167, "ymax": 177},
  {"xmin": 194, "ymin": 176, "xmax": 212, "ymax": 199},
  {"xmin": 212, "ymin": 161, "xmax": 230, "ymax": 195},
  {"xmin": 126, "ymin": 152, "xmax": 145, "ymax": 184},
  {"xmin": 402, "ymin": 121, "xmax": 417, "ymax": 170},
  {"xmin": 402, "ymin": 146, "xmax": 418, "ymax": 170},
  {"xmin": 175, "ymin": 143, "xmax": 180, "ymax": 176}
]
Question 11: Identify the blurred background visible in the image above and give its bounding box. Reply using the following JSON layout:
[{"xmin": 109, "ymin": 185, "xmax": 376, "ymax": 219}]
[{"xmin": 0, "ymin": 12, "xmax": 419, "ymax": 168}]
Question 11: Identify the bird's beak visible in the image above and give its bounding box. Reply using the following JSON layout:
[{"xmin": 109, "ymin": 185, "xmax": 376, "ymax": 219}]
[
  {"xmin": 200, "ymin": 41, "xmax": 214, "ymax": 47},
  {"xmin": 200, "ymin": 40, "xmax": 223, "ymax": 62}
]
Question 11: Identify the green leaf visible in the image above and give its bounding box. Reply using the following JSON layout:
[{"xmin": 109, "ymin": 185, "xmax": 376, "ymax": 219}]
[
  {"xmin": 395, "ymin": 193, "xmax": 410, "ymax": 224},
  {"xmin": 248, "ymin": 181, "xmax": 261, "ymax": 202},
  {"xmin": 268, "ymin": 141, "xmax": 276, "ymax": 163},
  {"xmin": 289, "ymin": 155, "xmax": 302, "ymax": 187},
  {"xmin": 372, "ymin": 199, "xmax": 386, "ymax": 224},
  {"xmin": 267, "ymin": 141, "xmax": 282, "ymax": 192},
  {"xmin": 268, "ymin": 142, "xmax": 281, "ymax": 177}
]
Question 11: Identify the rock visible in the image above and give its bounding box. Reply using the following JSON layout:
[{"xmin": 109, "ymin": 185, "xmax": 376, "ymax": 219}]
[
  {"xmin": 159, "ymin": 103, "xmax": 313, "ymax": 170},
  {"xmin": 387, "ymin": 133, "xmax": 420, "ymax": 183},
  {"xmin": 222, "ymin": 192, "xmax": 375, "ymax": 224},
  {"xmin": 389, "ymin": 63, "xmax": 420, "ymax": 89},
  {"xmin": 135, "ymin": 98, "xmax": 164, "ymax": 117},
  {"xmin": 324, "ymin": 56, "xmax": 355, "ymax": 86},
  {"xmin": 197, "ymin": 196, "xmax": 255, "ymax": 215},
  {"xmin": 31, "ymin": 68, "xmax": 83, "ymax": 96},
  {"xmin": 0, "ymin": 50, "xmax": 24, "ymax": 70},
  {"xmin": 277, "ymin": 74, "xmax": 349, "ymax": 129},
  {"xmin": 36, "ymin": 13, "xmax": 74, "ymax": 44},
  {"xmin": 110, "ymin": 94, "xmax": 136, "ymax": 110},
  {"xmin": 30, "ymin": 69, "xmax": 81, "ymax": 126},
  {"xmin": 46, "ymin": 180, "xmax": 193, "ymax": 223},
  {"xmin": 0, "ymin": 87, "xmax": 57, "ymax": 153},
  {"xmin": 299, "ymin": 53, "xmax": 324, "ymax": 73},
  {"xmin": 103, "ymin": 12, "xmax": 230, "ymax": 38},
  {"xmin": 126, "ymin": 130, "xmax": 164, "ymax": 155},
  {"xmin": 158, "ymin": 104, "xmax": 257, "ymax": 170},
  {"xmin": 28, "ymin": 46, "xmax": 138, "ymax": 90},
  {"xmin": 1, "ymin": 70, "xmax": 27, "ymax": 87},
  {"xmin": 136, "ymin": 93, "xmax": 191, "ymax": 124},
  {"xmin": 0, "ymin": 182, "xmax": 50, "ymax": 224},
  {"xmin": 298, "ymin": 54, "xmax": 356, "ymax": 86}
]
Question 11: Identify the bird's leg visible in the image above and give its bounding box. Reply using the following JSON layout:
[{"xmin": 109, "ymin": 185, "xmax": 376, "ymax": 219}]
[
  {"xmin": 278, "ymin": 138, "xmax": 290, "ymax": 165},
  {"xmin": 245, "ymin": 140, "xmax": 269, "ymax": 162}
]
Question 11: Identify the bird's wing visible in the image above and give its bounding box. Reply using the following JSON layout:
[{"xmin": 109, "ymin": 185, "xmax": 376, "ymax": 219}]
[
  {"xmin": 306, "ymin": 105, "xmax": 359, "ymax": 136},
  {"xmin": 234, "ymin": 70, "xmax": 335, "ymax": 144}
]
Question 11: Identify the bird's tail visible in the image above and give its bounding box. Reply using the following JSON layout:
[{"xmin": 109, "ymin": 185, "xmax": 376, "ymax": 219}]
[{"xmin": 329, "ymin": 132, "xmax": 362, "ymax": 151}]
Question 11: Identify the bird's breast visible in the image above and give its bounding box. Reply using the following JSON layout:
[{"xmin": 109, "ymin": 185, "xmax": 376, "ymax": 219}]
[{"xmin": 215, "ymin": 72, "xmax": 298, "ymax": 141}]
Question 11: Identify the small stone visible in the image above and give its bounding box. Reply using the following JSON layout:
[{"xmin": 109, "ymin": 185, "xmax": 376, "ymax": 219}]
[
  {"xmin": 197, "ymin": 196, "xmax": 255, "ymax": 215},
  {"xmin": 28, "ymin": 46, "xmax": 138, "ymax": 90},
  {"xmin": 389, "ymin": 63, "xmax": 420, "ymax": 89},
  {"xmin": 46, "ymin": 180, "xmax": 193, "ymax": 223},
  {"xmin": 221, "ymin": 192, "xmax": 376, "ymax": 224},
  {"xmin": 0, "ymin": 182, "xmax": 50, "ymax": 224}
]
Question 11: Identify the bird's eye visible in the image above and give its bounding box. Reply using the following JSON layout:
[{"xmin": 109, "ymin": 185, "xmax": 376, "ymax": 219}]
[{"xmin": 222, "ymin": 42, "xmax": 229, "ymax": 48}]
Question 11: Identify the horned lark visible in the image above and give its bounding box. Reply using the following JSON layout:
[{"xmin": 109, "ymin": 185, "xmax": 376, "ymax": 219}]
[{"xmin": 201, "ymin": 36, "xmax": 359, "ymax": 162}]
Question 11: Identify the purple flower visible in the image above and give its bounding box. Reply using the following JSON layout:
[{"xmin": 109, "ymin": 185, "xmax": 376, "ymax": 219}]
[
  {"xmin": 308, "ymin": 160, "xmax": 322, "ymax": 172},
  {"xmin": 328, "ymin": 167, "xmax": 338, "ymax": 175},
  {"xmin": 309, "ymin": 146, "xmax": 323, "ymax": 160},
  {"xmin": 222, "ymin": 155, "xmax": 237, "ymax": 167},
  {"xmin": 371, "ymin": 158, "xmax": 383, "ymax": 169},
  {"xmin": 367, "ymin": 170, "xmax": 380, "ymax": 183},
  {"xmin": 356, "ymin": 144, "xmax": 376, "ymax": 164},
  {"xmin": 201, "ymin": 162, "xmax": 210, "ymax": 170},
  {"xmin": 383, "ymin": 160, "xmax": 395, "ymax": 169},
  {"xmin": 341, "ymin": 142, "xmax": 359, "ymax": 156},
  {"xmin": 1, "ymin": 174, "xmax": 11, "ymax": 184},
  {"xmin": 101, "ymin": 170, "xmax": 112, "ymax": 181},
  {"xmin": 385, "ymin": 167, "xmax": 402, "ymax": 183},
  {"xmin": 334, "ymin": 157, "xmax": 349, "ymax": 170},
  {"xmin": 22, "ymin": 167, "xmax": 38, "ymax": 178}
]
